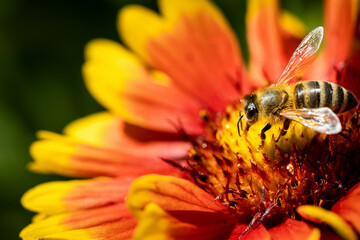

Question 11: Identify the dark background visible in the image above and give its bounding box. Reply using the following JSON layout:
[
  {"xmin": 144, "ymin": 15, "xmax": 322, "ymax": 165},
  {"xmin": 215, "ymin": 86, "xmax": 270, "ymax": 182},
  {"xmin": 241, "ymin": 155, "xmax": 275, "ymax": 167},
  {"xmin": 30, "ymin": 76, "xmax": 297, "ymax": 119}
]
[{"xmin": 0, "ymin": 0, "xmax": 322, "ymax": 238}]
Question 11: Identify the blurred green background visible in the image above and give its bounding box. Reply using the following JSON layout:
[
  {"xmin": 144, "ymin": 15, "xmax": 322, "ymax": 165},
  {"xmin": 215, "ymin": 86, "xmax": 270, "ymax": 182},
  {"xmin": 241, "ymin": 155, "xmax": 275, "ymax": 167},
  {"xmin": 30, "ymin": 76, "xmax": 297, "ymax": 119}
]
[{"xmin": 0, "ymin": 0, "xmax": 322, "ymax": 238}]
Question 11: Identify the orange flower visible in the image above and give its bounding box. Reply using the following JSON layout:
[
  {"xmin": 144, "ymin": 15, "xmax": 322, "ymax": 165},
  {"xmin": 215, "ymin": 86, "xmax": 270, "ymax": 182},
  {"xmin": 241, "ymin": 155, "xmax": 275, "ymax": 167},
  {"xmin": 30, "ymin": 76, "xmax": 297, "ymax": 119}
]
[{"xmin": 21, "ymin": 0, "xmax": 360, "ymax": 240}]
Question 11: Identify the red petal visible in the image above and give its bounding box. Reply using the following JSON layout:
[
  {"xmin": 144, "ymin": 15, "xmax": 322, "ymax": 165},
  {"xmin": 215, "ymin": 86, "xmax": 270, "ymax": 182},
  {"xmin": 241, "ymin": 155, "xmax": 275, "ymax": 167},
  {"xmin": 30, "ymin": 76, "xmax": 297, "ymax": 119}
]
[
  {"xmin": 341, "ymin": 12, "xmax": 360, "ymax": 98},
  {"xmin": 246, "ymin": 0, "xmax": 287, "ymax": 85},
  {"xmin": 228, "ymin": 224, "xmax": 271, "ymax": 240},
  {"xmin": 319, "ymin": 227, "xmax": 344, "ymax": 240},
  {"xmin": 306, "ymin": 0, "xmax": 358, "ymax": 83},
  {"xmin": 268, "ymin": 218, "xmax": 320, "ymax": 240},
  {"xmin": 332, "ymin": 182, "xmax": 360, "ymax": 233}
]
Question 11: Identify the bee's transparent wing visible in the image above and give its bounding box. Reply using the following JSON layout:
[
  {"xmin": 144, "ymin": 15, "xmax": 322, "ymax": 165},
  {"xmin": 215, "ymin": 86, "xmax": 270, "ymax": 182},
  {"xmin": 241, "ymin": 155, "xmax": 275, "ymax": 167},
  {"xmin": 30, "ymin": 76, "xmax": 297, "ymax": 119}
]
[
  {"xmin": 275, "ymin": 26, "xmax": 324, "ymax": 85},
  {"xmin": 279, "ymin": 107, "xmax": 341, "ymax": 134}
]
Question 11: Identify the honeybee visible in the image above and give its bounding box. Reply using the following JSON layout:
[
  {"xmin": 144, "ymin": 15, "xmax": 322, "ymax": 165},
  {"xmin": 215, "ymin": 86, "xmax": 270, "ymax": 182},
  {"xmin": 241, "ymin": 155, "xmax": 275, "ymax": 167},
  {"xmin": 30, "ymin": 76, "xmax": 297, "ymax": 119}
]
[{"xmin": 238, "ymin": 26, "xmax": 358, "ymax": 143}]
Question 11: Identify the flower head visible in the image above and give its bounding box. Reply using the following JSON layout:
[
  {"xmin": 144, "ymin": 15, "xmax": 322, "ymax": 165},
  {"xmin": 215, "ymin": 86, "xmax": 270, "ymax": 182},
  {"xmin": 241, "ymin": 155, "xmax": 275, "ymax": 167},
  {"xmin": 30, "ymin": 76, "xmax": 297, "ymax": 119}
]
[{"xmin": 21, "ymin": 0, "xmax": 360, "ymax": 240}]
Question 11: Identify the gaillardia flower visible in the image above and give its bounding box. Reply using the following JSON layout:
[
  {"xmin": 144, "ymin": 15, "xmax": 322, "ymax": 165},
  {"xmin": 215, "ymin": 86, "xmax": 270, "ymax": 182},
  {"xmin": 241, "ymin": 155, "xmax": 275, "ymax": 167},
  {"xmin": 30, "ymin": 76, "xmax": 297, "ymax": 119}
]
[{"xmin": 21, "ymin": 0, "xmax": 360, "ymax": 239}]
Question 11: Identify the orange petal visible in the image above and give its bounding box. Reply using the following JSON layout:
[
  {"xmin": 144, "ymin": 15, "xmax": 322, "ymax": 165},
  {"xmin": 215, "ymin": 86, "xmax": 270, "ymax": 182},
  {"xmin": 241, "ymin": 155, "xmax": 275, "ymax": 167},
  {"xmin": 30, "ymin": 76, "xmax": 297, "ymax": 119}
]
[
  {"xmin": 119, "ymin": 0, "xmax": 247, "ymax": 112},
  {"xmin": 228, "ymin": 224, "xmax": 271, "ymax": 240},
  {"xmin": 21, "ymin": 177, "xmax": 131, "ymax": 214},
  {"xmin": 127, "ymin": 174, "xmax": 228, "ymax": 218},
  {"xmin": 268, "ymin": 218, "xmax": 320, "ymax": 240},
  {"xmin": 332, "ymin": 182, "xmax": 360, "ymax": 234},
  {"xmin": 324, "ymin": 0, "xmax": 358, "ymax": 69},
  {"xmin": 83, "ymin": 39, "xmax": 205, "ymax": 134},
  {"xmin": 133, "ymin": 203, "xmax": 235, "ymax": 240},
  {"xmin": 297, "ymin": 205, "xmax": 358, "ymax": 240},
  {"xmin": 21, "ymin": 206, "xmax": 136, "ymax": 240},
  {"xmin": 29, "ymin": 113, "xmax": 189, "ymax": 178},
  {"xmin": 306, "ymin": 0, "xmax": 359, "ymax": 83},
  {"xmin": 63, "ymin": 112, "xmax": 192, "ymax": 159},
  {"xmin": 246, "ymin": 0, "xmax": 287, "ymax": 85},
  {"xmin": 340, "ymin": 13, "xmax": 360, "ymax": 99},
  {"xmin": 21, "ymin": 178, "xmax": 136, "ymax": 240}
]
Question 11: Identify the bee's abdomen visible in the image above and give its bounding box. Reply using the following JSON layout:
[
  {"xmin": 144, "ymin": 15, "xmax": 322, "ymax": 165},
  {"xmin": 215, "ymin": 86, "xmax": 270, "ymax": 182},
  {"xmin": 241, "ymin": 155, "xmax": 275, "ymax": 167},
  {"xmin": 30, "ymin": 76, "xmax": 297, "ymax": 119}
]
[{"xmin": 294, "ymin": 81, "xmax": 358, "ymax": 113}]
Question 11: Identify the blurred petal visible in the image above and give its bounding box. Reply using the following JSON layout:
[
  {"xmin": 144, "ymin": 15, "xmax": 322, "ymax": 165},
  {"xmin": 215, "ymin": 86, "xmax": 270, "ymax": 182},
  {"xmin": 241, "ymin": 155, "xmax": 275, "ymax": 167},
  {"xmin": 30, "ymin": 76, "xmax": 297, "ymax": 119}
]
[
  {"xmin": 268, "ymin": 218, "xmax": 321, "ymax": 240},
  {"xmin": 320, "ymin": 227, "xmax": 345, "ymax": 240},
  {"xmin": 332, "ymin": 182, "xmax": 360, "ymax": 233},
  {"xmin": 341, "ymin": 12, "xmax": 360, "ymax": 98},
  {"xmin": 30, "ymin": 113, "xmax": 188, "ymax": 177},
  {"xmin": 119, "ymin": 0, "xmax": 247, "ymax": 112},
  {"xmin": 83, "ymin": 39, "xmax": 204, "ymax": 134},
  {"xmin": 246, "ymin": 0, "xmax": 286, "ymax": 85},
  {"xmin": 306, "ymin": 0, "xmax": 359, "ymax": 83},
  {"xmin": 279, "ymin": 10, "xmax": 307, "ymax": 59},
  {"xmin": 228, "ymin": 224, "xmax": 271, "ymax": 240},
  {"xmin": 297, "ymin": 205, "xmax": 358, "ymax": 240}
]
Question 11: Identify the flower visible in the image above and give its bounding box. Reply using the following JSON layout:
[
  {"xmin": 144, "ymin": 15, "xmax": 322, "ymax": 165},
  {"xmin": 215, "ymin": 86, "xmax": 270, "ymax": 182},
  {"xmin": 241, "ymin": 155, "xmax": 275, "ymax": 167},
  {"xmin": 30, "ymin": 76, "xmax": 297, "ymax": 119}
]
[{"xmin": 20, "ymin": 0, "xmax": 360, "ymax": 239}]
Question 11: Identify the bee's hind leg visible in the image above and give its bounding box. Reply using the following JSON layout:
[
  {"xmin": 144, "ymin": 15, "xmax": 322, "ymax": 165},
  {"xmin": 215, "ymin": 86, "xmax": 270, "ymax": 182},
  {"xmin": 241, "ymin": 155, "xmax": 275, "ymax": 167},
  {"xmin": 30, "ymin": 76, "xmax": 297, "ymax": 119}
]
[
  {"xmin": 275, "ymin": 119, "xmax": 291, "ymax": 142},
  {"xmin": 261, "ymin": 123, "xmax": 272, "ymax": 146}
]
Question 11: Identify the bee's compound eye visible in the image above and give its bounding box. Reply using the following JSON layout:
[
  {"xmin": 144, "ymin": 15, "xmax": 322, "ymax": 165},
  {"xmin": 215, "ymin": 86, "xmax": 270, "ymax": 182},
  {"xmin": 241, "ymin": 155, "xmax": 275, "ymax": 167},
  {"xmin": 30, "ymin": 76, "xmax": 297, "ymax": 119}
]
[{"xmin": 245, "ymin": 103, "xmax": 258, "ymax": 123}]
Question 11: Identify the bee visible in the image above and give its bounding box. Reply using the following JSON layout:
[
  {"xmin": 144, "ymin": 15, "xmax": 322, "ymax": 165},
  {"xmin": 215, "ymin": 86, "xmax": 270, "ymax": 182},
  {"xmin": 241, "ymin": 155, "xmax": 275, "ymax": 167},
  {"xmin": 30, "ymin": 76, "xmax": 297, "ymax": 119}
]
[{"xmin": 238, "ymin": 26, "xmax": 358, "ymax": 144}]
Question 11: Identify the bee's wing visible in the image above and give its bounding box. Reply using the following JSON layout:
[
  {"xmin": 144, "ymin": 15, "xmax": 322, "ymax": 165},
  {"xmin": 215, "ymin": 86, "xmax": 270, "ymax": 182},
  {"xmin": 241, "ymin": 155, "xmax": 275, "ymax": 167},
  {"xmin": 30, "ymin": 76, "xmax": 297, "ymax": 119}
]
[
  {"xmin": 279, "ymin": 107, "xmax": 341, "ymax": 134},
  {"xmin": 275, "ymin": 26, "xmax": 324, "ymax": 86}
]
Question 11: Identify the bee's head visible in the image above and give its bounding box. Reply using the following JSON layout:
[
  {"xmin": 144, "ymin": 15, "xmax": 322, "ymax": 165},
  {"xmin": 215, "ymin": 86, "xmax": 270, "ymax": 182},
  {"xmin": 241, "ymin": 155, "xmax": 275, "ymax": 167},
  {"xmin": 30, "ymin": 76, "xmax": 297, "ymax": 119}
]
[{"xmin": 243, "ymin": 94, "xmax": 259, "ymax": 125}]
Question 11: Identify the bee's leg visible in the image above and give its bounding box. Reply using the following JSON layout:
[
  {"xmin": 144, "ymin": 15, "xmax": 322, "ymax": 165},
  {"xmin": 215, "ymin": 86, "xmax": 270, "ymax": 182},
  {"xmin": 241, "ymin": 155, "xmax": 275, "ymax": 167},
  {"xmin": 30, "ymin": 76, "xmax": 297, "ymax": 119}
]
[
  {"xmin": 261, "ymin": 123, "xmax": 272, "ymax": 146},
  {"xmin": 275, "ymin": 119, "xmax": 291, "ymax": 142},
  {"xmin": 237, "ymin": 113, "xmax": 244, "ymax": 137}
]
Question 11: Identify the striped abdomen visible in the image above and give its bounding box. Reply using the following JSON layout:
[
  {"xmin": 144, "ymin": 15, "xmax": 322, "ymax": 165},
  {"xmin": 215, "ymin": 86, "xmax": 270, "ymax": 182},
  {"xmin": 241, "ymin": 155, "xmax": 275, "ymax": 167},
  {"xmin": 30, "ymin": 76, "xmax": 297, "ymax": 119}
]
[{"xmin": 294, "ymin": 81, "xmax": 358, "ymax": 113}]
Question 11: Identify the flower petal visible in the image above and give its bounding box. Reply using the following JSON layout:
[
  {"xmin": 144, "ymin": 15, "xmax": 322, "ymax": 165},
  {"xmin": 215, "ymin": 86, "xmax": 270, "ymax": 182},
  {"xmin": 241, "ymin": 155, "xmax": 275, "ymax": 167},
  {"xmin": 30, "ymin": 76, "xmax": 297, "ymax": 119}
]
[
  {"xmin": 297, "ymin": 205, "xmax": 358, "ymax": 240},
  {"xmin": 127, "ymin": 174, "xmax": 228, "ymax": 218},
  {"xmin": 133, "ymin": 203, "xmax": 236, "ymax": 240},
  {"xmin": 279, "ymin": 10, "xmax": 307, "ymax": 60},
  {"xmin": 268, "ymin": 218, "xmax": 321, "ymax": 240},
  {"xmin": 83, "ymin": 39, "xmax": 205, "ymax": 134},
  {"xmin": 246, "ymin": 0, "xmax": 287, "ymax": 85},
  {"xmin": 340, "ymin": 13, "xmax": 360, "ymax": 98},
  {"xmin": 21, "ymin": 177, "xmax": 130, "ymax": 214},
  {"xmin": 30, "ymin": 113, "xmax": 188, "ymax": 177},
  {"xmin": 21, "ymin": 206, "xmax": 136, "ymax": 240},
  {"xmin": 119, "ymin": 0, "xmax": 247, "ymax": 112},
  {"xmin": 306, "ymin": 0, "xmax": 359, "ymax": 83},
  {"xmin": 21, "ymin": 205, "xmax": 136, "ymax": 239},
  {"xmin": 21, "ymin": 178, "xmax": 136, "ymax": 240},
  {"xmin": 228, "ymin": 224, "xmax": 271, "ymax": 240},
  {"xmin": 332, "ymin": 182, "xmax": 360, "ymax": 234},
  {"xmin": 63, "ymin": 112, "xmax": 192, "ymax": 158},
  {"xmin": 323, "ymin": 0, "xmax": 358, "ymax": 72}
]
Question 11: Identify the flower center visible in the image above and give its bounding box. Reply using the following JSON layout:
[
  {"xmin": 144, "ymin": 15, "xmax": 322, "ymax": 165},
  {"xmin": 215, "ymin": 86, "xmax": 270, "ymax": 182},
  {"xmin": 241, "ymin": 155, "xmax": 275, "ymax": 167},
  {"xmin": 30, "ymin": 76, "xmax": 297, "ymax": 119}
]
[{"xmin": 187, "ymin": 105, "xmax": 360, "ymax": 226}]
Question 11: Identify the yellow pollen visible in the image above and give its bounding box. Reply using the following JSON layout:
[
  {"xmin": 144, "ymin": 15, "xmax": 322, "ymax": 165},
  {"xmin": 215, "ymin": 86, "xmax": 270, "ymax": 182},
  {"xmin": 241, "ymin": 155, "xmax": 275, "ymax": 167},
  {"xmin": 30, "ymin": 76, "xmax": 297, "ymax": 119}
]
[
  {"xmin": 216, "ymin": 105, "xmax": 318, "ymax": 166},
  {"xmin": 188, "ymin": 104, "xmax": 360, "ymax": 228}
]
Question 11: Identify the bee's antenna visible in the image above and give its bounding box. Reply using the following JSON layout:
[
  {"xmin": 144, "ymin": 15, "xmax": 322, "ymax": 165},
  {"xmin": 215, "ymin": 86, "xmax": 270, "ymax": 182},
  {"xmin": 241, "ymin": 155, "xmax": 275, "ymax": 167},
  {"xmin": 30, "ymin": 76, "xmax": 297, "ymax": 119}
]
[{"xmin": 237, "ymin": 112, "xmax": 244, "ymax": 137}]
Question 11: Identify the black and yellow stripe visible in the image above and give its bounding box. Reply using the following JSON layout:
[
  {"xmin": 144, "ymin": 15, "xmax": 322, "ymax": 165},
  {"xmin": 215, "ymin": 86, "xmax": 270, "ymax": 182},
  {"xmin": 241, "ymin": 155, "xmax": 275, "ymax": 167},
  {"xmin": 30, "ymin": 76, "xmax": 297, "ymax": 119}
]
[{"xmin": 294, "ymin": 81, "xmax": 358, "ymax": 113}]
